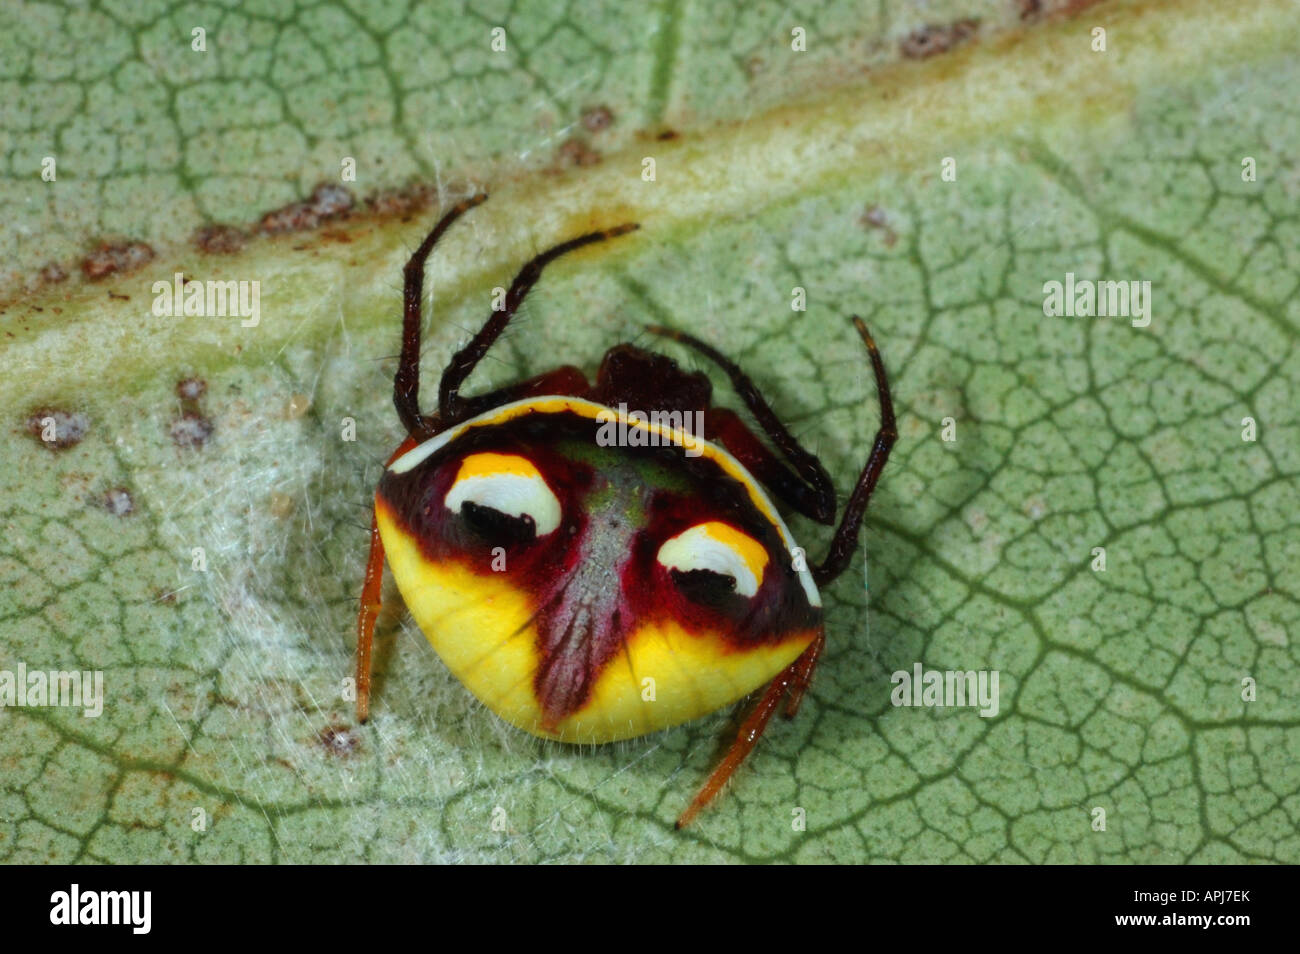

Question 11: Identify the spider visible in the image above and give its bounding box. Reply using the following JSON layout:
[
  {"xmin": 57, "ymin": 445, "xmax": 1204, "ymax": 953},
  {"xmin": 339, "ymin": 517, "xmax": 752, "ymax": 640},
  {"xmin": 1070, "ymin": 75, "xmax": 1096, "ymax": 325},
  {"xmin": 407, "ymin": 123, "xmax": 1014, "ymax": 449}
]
[{"xmin": 354, "ymin": 193, "xmax": 896, "ymax": 827}]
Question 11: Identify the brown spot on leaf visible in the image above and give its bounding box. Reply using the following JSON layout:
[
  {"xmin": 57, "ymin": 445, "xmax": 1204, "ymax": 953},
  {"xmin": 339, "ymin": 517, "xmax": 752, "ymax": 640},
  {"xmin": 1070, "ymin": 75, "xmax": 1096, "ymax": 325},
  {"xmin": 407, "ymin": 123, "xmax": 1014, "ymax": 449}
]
[
  {"xmin": 193, "ymin": 224, "xmax": 247, "ymax": 255},
  {"xmin": 581, "ymin": 105, "xmax": 614, "ymax": 133},
  {"xmin": 655, "ymin": 129, "xmax": 680, "ymax": 142},
  {"xmin": 103, "ymin": 487, "xmax": 135, "ymax": 517},
  {"xmin": 364, "ymin": 183, "xmax": 438, "ymax": 219},
  {"xmin": 40, "ymin": 262, "xmax": 68, "ymax": 284},
  {"xmin": 259, "ymin": 183, "xmax": 356, "ymax": 234},
  {"xmin": 259, "ymin": 203, "xmax": 318, "ymax": 234},
  {"xmin": 860, "ymin": 205, "xmax": 898, "ymax": 247},
  {"xmin": 557, "ymin": 137, "xmax": 601, "ymax": 167},
  {"xmin": 310, "ymin": 183, "xmax": 354, "ymax": 217},
  {"xmin": 176, "ymin": 375, "xmax": 209, "ymax": 435},
  {"xmin": 26, "ymin": 407, "xmax": 89, "ymax": 450},
  {"xmin": 900, "ymin": 19, "xmax": 980, "ymax": 59},
  {"xmin": 170, "ymin": 411, "xmax": 214, "ymax": 449},
  {"xmin": 80, "ymin": 241, "xmax": 155, "ymax": 281},
  {"xmin": 318, "ymin": 725, "xmax": 360, "ymax": 757},
  {"xmin": 176, "ymin": 377, "xmax": 207, "ymax": 401}
]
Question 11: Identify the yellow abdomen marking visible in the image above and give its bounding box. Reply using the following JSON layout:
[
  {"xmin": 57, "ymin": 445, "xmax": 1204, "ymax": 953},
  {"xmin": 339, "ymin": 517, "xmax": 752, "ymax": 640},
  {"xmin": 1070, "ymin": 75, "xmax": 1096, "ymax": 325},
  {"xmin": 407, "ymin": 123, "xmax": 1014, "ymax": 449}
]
[{"xmin": 377, "ymin": 498, "xmax": 817, "ymax": 743}]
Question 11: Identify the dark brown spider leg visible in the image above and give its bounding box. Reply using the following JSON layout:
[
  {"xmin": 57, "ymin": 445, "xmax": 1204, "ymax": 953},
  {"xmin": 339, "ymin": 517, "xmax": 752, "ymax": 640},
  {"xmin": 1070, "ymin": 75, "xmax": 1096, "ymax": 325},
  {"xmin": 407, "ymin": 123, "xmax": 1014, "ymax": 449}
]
[
  {"xmin": 677, "ymin": 641, "xmax": 815, "ymax": 828},
  {"xmin": 705, "ymin": 408, "xmax": 835, "ymax": 524},
  {"xmin": 355, "ymin": 434, "xmax": 420, "ymax": 723},
  {"xmin": 811, "ymin": 317, "xmax": 897, "ymax": 587},
  {"xmin": 394, "ymin": 193, "xmax": 489, "ymax": 440},
  {"xmin": 438, "ymin": 223, "xmax": 639, "ymax": 426},
  {"xmin": 677, "ymin": 320, "xmax": 894, "ymax": 819},
  {"xmin": 645, "ymin": 325, "xmax": 837, "ymax": 523}
]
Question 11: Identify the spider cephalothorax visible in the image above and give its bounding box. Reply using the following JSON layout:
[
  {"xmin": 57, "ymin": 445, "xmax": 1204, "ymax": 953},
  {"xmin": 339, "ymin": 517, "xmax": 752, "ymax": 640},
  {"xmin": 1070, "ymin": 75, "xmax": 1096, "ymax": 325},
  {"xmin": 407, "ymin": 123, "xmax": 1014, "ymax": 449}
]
[{"xmin": 355, "ymin": 194, "xmax": 896, "ymax": 827}]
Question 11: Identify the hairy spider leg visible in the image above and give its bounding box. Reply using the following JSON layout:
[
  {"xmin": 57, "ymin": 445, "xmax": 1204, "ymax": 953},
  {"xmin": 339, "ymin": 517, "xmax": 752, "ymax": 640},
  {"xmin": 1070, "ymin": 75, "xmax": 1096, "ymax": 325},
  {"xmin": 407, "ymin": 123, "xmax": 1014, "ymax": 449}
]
[
  {"xmin": 356, "ymin": 434, "xmax": 420, "ymax": 723},
  {"xmin": 675, "ymin": 317, "xmax": 895, "ymax": 827},
  {"xmin": 437, "ymin": 224, "xmax": 639, "ymax": 426},
  {"xmin": 394, "ymin": 193, "xmax": 488, "ymax": 439},
  {"xmin": 644, "ymin": 324, "xmax": 837, "ymax": 523}
]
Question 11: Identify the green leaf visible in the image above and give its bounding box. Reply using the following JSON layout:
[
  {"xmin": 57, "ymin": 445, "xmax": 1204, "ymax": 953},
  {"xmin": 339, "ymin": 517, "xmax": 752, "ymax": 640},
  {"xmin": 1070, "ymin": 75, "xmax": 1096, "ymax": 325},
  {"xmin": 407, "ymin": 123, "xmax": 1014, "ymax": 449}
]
[{"xmin": 2, "ymin": 0, "xmax": 1297, "ymax": 863}]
